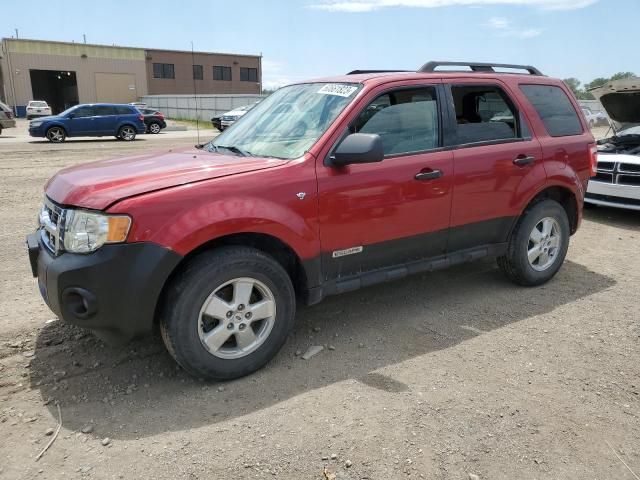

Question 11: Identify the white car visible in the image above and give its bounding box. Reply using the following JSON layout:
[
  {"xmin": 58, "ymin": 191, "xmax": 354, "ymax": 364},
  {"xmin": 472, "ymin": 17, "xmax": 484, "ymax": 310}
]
[
  {"xmin": 581, "ymin": 107, "xmax": 608, "ymax": 128},
  {"xmin": 26, "ymin": 100, "xmax": 52, "ymax": 119},
  {"xmin": 586, "ymin": 78, "xmax": 640, "ymax": 210},
  {"xmin": 219, "ymin": 103, "xmax": 259, "ymax": 130}
]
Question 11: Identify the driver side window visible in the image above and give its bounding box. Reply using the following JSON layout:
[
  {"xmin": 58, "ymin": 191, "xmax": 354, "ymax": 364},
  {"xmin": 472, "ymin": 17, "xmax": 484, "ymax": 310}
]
[{"xmin": 351, "ymin": 87, "xmax": 440, "ymax": 156}]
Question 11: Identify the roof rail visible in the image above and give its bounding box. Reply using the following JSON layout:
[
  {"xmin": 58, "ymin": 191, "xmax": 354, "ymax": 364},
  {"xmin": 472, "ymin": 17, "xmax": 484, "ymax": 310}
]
[
  {"xmin": 419, "ymin": 61, "xmax": 543, "ymax": 76},
  {"xmin": 346, "ymin": 69, "xmax": 410, "ymax": 75}
]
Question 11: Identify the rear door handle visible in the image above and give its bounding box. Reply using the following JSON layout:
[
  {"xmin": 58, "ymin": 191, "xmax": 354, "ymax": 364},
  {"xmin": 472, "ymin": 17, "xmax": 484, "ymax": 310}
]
[
  {"xmin": 415, "ymin": 169, "xmax": 443, "ymax": 181},
  {"xmin": 513, "ymin": 155, "xmax": 536, "ymax": 166}
]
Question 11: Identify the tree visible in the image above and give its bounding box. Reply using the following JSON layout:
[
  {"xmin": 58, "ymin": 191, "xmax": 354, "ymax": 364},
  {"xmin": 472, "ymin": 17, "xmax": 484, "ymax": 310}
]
[
  {"xmin": 585, "ymin": 77, "xmax": 608, "ymax": 90},
  {"xmin": 563, "ymin": 78, "xmax": 594, "ymax": 100},
  {"xmin": 610, "ymin": 71, "xmax": 636, "ymax": 81}
]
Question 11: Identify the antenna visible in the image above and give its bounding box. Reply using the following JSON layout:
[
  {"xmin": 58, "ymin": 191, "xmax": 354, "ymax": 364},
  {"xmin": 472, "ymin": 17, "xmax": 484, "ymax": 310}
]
[{"xmin": 191, "ymin": 41, "xmax": 201, "ymax": 146}]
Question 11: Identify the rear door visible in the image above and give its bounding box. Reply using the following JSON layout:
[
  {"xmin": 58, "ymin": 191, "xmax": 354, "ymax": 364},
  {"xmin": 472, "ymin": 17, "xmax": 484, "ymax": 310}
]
[
  {"xmin": 444, "ymin": 79, "xmax": 545, "ymax": 251},
  {"xmin": 93, "ymin": 105, "xmax": 118, "ymax": 135},
  {"xmin": 317, "ymin": 82, "xmax": 453, "ymax": 282}
]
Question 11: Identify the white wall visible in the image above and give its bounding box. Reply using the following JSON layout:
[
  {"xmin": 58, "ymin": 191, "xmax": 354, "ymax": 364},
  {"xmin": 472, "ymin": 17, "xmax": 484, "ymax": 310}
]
[{"xmin": 140, "ymin": 94, "xmax": 266, "ymax": 120}]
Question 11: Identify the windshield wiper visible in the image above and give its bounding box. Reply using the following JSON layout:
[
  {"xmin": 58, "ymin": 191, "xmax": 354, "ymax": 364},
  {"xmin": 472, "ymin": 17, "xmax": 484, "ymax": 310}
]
[{"xmin": 216, "ymin": 145, "xmax": 253, "ymax": 157}]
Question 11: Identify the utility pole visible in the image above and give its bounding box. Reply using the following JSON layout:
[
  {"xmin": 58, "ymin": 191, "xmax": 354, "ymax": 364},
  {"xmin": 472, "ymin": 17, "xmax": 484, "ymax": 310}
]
[
  {"xmin": 83, "ymin": 34, "xmax": 86, "ymax": 44},
  {"xmin": 14, "ymin": 28, "xmax": 19, "ymax": 39}
]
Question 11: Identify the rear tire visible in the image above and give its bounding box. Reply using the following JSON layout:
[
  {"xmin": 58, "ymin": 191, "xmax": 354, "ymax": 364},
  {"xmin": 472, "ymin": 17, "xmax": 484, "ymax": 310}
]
[
  {"xmin": 159, "ymin": 247, "xmax": 296, "ymax": 380},
  {"xmin": 118, "ymin": 125, "xmax": 136, "ymax": 141},
  {"xmin": 46, "ymin": 126, "xmax": 66, "ymax": 143},
  {"xmin": 497, "ymin": 199, "xmax": 570, "ymax": 286},
  {"xmin": 148, "ymin": 122, "xmax": 161, "ymax": 134}
]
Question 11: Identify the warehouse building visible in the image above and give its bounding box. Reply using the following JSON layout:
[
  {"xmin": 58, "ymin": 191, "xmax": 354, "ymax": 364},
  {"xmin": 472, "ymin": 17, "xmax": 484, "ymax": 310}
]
[{"xmin": 0, "ymin": 38, "xmax": 262, "ymax": 116}]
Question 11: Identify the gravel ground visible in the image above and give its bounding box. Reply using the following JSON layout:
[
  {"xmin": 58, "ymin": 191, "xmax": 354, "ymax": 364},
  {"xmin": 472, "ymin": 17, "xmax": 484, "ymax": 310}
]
[{"xmin": 0, "ymin": 126, "xmax": 638, "ymax": 480}]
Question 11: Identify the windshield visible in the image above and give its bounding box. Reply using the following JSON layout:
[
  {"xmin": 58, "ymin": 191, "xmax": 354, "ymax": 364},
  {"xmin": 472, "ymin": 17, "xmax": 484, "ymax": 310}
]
[
  {"xmin": 206, "ymin": 82, "xmax": 362, "ymax": 159},
  {"xmin": 58, "ymin": 105, "xmax": 80, "ymax": 117}
]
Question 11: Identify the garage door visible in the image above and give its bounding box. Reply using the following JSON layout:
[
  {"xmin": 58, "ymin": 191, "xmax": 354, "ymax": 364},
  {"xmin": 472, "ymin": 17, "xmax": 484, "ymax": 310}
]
[{"xmin": 95, "ymin": 73, "xmax": 138, "ymax": 103}]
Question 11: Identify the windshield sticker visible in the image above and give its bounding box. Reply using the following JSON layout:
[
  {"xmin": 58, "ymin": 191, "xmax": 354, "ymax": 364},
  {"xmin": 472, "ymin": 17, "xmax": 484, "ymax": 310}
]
[{"xmin": 317, "ymin": 84, "xmax": 359, "ymax": 97}]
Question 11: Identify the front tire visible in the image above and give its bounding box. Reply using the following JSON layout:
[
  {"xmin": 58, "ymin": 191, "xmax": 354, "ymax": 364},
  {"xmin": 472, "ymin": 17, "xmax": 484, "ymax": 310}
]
[
  {"xmin": 159, "ymin": 247, "xmax": 296, "ymax": 380},
  {"xmin": 118, "ymin": 125, "xmax": 136, "ymax": 141},
  {"xmin": 497, "ymin": 199, "xmax": 570, "ymax": 286},
  {"xmin": 46, "ymin": 126, "xmax": 66, "ymax": 143}
]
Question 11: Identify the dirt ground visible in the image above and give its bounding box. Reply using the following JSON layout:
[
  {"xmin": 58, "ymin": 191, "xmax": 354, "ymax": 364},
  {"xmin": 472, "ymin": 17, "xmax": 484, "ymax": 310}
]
[{"xmin": 0, "ymin": 126, "xmax": 638, "ymax": 480}]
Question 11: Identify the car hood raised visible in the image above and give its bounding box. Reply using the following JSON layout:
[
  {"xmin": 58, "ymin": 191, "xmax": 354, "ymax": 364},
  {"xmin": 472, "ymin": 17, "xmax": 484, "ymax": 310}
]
[
  {"xmin": 589, "ymin": 77, "xmax": 640, "ymax": 130},
  {"xmin": 45, "ymin": 146, "xmax": 287, "ymax": 210}
]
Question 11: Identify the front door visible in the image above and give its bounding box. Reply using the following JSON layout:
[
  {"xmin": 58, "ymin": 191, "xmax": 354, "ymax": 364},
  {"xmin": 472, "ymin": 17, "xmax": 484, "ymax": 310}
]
[
  {"xmin": 317, "ymin": 84, "xmax": 453, "ymax": 282},
  {"xmin": 66, "ymin": 105, "xmax": 97, "ymax": 136}
]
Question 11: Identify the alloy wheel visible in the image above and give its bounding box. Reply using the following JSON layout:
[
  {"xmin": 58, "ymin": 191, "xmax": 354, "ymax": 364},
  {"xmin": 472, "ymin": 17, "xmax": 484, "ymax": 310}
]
[
  {"xmin": 528, "ymin": 217, "xmax": 561, "ymax": 271},
  {"xmin": 197, "ymin": 277, "xmax": 276, "ymax": 360}
]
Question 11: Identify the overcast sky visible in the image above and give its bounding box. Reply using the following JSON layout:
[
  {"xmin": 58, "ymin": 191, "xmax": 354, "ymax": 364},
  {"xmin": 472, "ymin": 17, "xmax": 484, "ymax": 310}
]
[{"xmin": 2, "ymin": 0, "xmax": 636, "ymax": 89}]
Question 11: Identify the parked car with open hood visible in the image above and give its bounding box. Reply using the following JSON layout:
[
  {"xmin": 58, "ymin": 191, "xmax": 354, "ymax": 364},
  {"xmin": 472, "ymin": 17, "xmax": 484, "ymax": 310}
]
[{"xmin": 586, "ymin": 77, "xmax": 640, "ymax": 210}]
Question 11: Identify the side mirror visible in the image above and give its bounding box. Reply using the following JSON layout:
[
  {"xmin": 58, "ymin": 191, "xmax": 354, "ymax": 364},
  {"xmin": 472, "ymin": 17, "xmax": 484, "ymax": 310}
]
[{"xmin": 330, "ymin": 133, "xmax": 384, "ymax": 167}]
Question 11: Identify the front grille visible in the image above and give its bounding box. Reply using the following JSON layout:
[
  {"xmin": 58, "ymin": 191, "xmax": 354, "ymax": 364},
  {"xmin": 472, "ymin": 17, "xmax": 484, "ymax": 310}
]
[
  {"xmin": 39, "ymin": 197, "xmax": 66, "ymax": 254},
  {"xmin": 592, "ymin": 160, "xmax": 640, "ymax": 187},
  {"xmin": 597, "ymin": 161, "xmax": 615, "ymax": 171},
  {"xmin": 619, "ymin": 163, "xmax": 640, "ymax": 173},
  {"xmin": 594, "ymin": 172, "xmax": 613, "ymax": 183},
  {"xmin": 618, "ymin": 175, "xmax": 640, "ymax": 186}
]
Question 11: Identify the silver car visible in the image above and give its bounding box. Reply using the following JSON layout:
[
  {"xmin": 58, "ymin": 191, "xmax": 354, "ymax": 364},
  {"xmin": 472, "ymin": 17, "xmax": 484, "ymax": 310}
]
[{"xmin": 586, "ymin": 78, "xmax": 640, "ymax": 210}]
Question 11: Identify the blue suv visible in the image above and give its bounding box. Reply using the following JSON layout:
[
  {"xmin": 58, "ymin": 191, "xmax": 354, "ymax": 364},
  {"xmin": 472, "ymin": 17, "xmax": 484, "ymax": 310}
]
[{"xmin": 29, "ymin": 104, "xmax": 147, "ymax": 142}]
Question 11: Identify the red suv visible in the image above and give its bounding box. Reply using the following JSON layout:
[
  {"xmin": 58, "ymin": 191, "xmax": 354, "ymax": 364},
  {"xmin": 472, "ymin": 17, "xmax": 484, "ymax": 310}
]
[{"xmin": 27, "ymin": 62, "xmax": 596, "ymax": 380}]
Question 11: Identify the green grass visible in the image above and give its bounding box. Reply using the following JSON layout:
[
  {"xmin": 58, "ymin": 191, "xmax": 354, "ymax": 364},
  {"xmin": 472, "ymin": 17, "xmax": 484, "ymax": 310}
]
[{"xmin": 168, "ymin": 118, "xmax": 213, "ymax": 129}]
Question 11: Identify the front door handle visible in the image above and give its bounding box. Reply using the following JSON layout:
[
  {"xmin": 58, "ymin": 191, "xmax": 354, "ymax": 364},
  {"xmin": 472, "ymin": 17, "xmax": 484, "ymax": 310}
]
[
  {"xmin": 513, "ymin": 155, "xmax": 536, "ymax": 166},
  {"xmin": 415, "ymin": 169, "xmax": 443, "ymax": 181}
]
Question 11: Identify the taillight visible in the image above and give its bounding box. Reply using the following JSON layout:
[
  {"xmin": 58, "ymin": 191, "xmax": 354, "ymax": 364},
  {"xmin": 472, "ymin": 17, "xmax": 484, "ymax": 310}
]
[
  {"xmin": 7, "ymin": 111, "xmax": 14, "ymax": 119},
  {"xmin": 157, "ymin": 113, "xmax": 164, "ymax": 119},
  {"xmin": 138, "ymin": 114, "xmax": 144, "ymax": 121},
  {"xmin": 588, "ymin": 143, "xmax": 598, "ymax": 177}
]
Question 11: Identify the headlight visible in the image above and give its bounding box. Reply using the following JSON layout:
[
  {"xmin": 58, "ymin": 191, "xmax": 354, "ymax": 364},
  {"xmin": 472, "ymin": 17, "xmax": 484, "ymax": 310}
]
[
  {"xmin": 63, "ymin": 210, "xmax": 131, "ymax": 253},
  {"xmin": 31, "ymin": 121, "xmax": 43, "ymax": 127}
]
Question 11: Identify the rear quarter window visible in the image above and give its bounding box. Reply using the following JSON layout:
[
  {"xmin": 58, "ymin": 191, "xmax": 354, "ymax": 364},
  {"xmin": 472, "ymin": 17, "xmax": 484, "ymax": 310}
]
[{"xmin": 520, "ymin": 84, "xmax": 583, "ymax": 137}]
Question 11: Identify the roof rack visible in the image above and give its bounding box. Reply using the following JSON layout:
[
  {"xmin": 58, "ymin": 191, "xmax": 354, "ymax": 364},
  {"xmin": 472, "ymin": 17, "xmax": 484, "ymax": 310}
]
[
  {"xmin": 346, "ymin": 69, "xmax": 410, "ymax": 75},
  {"xmin": 419, "ymin": 61, "xmax": 543, "ymax": 76}
]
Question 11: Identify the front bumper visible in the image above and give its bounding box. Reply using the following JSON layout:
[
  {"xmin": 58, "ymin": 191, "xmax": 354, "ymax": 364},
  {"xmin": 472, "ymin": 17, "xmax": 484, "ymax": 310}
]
[
  {"xmin": 585, "ymin": 180, "xmax": 640, "ymax": 211},
  {"xmin": 27, "ymin": 232, "xmax": 182, "ymax": 343},
  {"xmin": 28, "ymin": 125, "xmax": 47, "ymax": 137}
]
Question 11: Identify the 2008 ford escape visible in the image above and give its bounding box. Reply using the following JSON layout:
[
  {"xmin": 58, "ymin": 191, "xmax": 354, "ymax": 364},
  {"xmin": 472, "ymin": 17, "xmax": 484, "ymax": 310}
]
[{"xmin": 26, "ymin": 61, "xmax": 597, "ymax": 380}]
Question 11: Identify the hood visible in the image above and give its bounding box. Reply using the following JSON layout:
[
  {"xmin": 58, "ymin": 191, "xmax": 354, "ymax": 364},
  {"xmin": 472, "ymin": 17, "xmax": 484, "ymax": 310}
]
[
  {"xmin": 30, "ymin": 115, "xmax": 60, "ymax": 122},
  {"xmin": 45, "ymin": 146, "xmax": 287, "ymax": 210},
  {"xmin": 589, "ymin": 78, "xmax": 640, "ymax": 130}
]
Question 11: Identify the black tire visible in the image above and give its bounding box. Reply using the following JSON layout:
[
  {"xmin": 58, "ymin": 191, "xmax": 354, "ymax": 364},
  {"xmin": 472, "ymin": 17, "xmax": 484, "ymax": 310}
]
[
  {"xmin": 497, "ymin": 199, "xmax": 570, "ymax": 286},
  {"xmin": 118, "ymin": 125, "xmax": 137, "ymax": 141},
  {"xmin": 46, "ymin": 126, "xmax": 66, "ymax": 143},
  {"xmin": 27, "ymin": 115, "xmax": 32, "ymax": 120},
  {"xmin": 159, "ymin": 246, "xmax": 296, "ymax": 380},
  {"xmin": 148, "ymin": 122, "xmax": 162, "ymax": 134}
]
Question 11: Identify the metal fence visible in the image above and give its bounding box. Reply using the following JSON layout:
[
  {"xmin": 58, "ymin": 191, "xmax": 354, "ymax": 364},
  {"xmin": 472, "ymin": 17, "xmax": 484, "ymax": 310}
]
[{"xmin": 139, "ymin": 94, "xmax": 266, "ymax": 120}]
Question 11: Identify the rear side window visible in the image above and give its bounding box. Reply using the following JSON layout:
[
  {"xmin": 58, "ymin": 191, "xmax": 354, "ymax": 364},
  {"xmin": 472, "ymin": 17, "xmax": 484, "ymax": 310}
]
[
  {"xmin": 450, "ymin": 84, "xmax": 523, "ymax": 145},
  {"xmin": 95, "ymin": 106, "xmax": 116, "ymax": 116},
  {"xmin": 520, "ymin": 84, "xmax": 583, "ymax": 137},
  {"xmin": 351, "ymin": 87, "xmax": 439, "ymax": 156}
]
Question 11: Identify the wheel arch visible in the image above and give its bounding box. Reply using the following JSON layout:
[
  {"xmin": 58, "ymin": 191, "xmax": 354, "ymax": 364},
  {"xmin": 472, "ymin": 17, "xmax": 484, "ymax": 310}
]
[
  {"xmin": 520, "ymin": 185, "xmax": 579, "ymax": 235},
  {"xmin": 155, "ymin": 232, "xmax": 317, "ymax": 325}
]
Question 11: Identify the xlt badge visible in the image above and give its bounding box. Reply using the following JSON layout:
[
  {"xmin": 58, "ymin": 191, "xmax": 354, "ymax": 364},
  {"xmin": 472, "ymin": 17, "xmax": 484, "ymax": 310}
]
[{"xmin": 332, "ymin": 246, "xmax": 363, "ymax": 258}]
